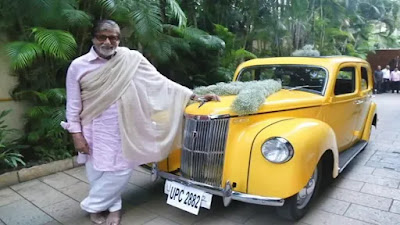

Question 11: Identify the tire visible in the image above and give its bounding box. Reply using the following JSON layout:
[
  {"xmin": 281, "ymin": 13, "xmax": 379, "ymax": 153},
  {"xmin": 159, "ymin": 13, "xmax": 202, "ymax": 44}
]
[{"xmin": 276, "ymin": 161, "xmax": 322, "ymax": 221}]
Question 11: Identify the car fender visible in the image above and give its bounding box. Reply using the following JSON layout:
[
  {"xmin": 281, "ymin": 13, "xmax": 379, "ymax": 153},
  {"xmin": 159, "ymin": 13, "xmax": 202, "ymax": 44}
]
[
  {"xmin": 221, "ymin": 117, "xmax": 294, "ymax": 193},
  {"xmin": 361, "ymin": 102, "xmax": 377, "ymax": 141},
  {"xmin": 247, "ymin": 118, "xmax": 339, "ymax": 199}
]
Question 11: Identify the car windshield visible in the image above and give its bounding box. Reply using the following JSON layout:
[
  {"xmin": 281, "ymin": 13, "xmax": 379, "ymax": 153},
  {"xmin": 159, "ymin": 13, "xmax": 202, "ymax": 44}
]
[{"xmin": 236, "ymin": 65, "xmax": 328, "ymax": 94}]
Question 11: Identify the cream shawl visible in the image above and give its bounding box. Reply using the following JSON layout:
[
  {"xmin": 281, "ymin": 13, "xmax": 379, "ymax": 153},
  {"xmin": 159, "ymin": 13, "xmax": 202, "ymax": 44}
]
[{"xmin": 79, "ymin": 47, "xmax": 193, "ymax": 164}]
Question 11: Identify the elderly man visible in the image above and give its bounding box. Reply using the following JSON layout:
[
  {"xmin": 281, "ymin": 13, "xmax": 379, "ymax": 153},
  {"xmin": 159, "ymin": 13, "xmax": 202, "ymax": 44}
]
[{"xmin": 62, "ymin": 20, "xmax": 218, "ymax": 225}]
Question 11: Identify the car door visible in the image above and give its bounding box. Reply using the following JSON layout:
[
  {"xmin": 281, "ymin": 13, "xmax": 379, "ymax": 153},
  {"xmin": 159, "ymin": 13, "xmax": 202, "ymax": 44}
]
[
  {"xmin": 324, "ymin": 63, "xmax": 360, "ymax": 151},
  {"xmin": 353, "ymin": 65, "xmax": 373, "ymax": 140}
]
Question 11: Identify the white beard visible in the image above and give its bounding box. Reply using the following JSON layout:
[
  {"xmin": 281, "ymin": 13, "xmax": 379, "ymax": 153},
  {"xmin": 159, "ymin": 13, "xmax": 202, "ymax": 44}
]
[{"xmin": 96, "ymin": 45, "xmax": 116, "ymax": 57}]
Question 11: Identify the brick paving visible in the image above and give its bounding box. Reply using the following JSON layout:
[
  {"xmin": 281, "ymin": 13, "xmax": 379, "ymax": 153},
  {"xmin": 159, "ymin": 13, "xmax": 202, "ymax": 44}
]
[{"xmin": 1, "ymin": 93, "xmax": 400, "ymax": 225}]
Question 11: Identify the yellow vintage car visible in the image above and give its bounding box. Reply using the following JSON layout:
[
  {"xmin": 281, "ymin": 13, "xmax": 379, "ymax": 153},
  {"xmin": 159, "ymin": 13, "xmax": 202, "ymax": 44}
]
[{"xmin": 150, "ymin": 56, "xmax": 377, "ymax": 220}]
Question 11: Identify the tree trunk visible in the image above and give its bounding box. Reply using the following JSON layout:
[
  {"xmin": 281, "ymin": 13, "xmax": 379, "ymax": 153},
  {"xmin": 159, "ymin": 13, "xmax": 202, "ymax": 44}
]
[
  {"xmin": 181, "ymin": 0, "xmax": 197, "ymax": 27},
  {"xmin": 160, "ymin": 0, "xmax": 167, "ymax": 23}
]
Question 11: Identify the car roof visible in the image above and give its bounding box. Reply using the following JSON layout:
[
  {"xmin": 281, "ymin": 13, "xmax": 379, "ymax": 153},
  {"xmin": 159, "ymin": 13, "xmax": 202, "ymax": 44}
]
[{"xmin": 239, "ymin": 56, "xmax": 369, "ymax": 69}]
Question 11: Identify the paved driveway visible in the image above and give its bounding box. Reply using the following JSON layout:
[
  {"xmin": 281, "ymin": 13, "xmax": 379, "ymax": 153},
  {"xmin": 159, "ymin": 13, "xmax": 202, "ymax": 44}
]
[{"xmin": 1, "ymin": 93, "xmax": 400, "ymax": 225}]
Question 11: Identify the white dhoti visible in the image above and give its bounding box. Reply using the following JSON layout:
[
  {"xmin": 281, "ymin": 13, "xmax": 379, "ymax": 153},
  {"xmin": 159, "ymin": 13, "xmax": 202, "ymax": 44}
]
[{"xmin": 80, "ymin": 161, "xmax": 133, "ymax": 213}]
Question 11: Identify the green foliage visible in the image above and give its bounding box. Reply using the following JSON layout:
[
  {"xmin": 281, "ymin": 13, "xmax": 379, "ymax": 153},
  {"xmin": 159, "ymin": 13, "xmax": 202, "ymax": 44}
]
[
  {"xmin": 3, "ymin": 0, "xmax": 400, "ymax": 165},
  {"xmin": 180, "ymin": 0, "xmax": 400, "ymax": 57},
  {"xmin": 17, "ymin": 89, "xmax": 74, "ymax": 162},
  {"xmin": 214, "ymin": 24, "xmax": 256, "ymax": 80},
  {"xmin": 96, "ymin": 0, "xmax": 116, "ymax": 15},
  {"xmin": 62, "ymin": 9, "xmax": 93, "ymax": 28},
  {"xmin": 5, "ymin": 28, "xmax": 77, "ymax": 71},
  {"xmin": 5, "ymin": 42, "xmax": 43, "ymax": 70},
  {"xmin": 122, "ymin": 0, "xmax": 163, "ymax": 41},
  {"xmin": 32, "ymin": 28, "xmax": 77, "ymax": 60},
  {"xmin": 166, "ymin": 0, "xmax": 187, "ymax": 27},
  {"xmin": 0, "ymin": 110, "xmax": 27, "ymax": 169},
  {"xmin": 155, "ymin": 24, "xmax": 228, "ymax": 88},
  {"xmin": 292, "ymin": 45, "xmax": 321, "ymax": 57}
]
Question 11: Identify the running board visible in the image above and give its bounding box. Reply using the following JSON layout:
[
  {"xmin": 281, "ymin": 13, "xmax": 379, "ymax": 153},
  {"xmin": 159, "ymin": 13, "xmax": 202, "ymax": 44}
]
[{"xmin": 338, "ymin": 140, "xmax": 368, "ymax": 173}]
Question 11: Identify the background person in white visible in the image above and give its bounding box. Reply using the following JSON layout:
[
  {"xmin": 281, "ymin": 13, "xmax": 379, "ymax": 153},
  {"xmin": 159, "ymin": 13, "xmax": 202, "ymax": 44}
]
[
  {"xmin": 391, "ymin": 67, "xmax": 400, "ymax": 93},
  {"xmin": 382, "ymin": 65, "xmax": 391, "ymax": 93}
]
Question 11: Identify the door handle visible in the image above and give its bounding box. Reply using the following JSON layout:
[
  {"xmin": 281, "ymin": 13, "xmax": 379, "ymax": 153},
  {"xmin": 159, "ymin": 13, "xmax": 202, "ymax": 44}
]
[{"xmin": 354, "ymin": 100, "xmax": 364, "ymax": 105}]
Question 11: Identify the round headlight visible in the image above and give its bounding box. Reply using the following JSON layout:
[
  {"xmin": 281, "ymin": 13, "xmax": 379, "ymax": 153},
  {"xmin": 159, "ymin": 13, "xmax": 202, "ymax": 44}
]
[{"xmin": 261, "ymin": 137, "xmax": 294, "ymax": 163}]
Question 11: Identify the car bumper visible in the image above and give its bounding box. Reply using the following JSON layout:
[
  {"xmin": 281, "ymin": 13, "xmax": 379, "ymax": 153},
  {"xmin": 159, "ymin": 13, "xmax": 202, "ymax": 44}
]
[{"xmin": 149, "ymin": 165, "xmax": 285, "ymax": 207}]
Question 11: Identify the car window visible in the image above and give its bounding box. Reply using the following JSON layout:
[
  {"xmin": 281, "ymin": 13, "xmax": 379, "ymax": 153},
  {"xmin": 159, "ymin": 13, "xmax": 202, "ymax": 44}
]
[
  {"xmin": 361, "ymin": 67, "xmax": 368, "ymax": 90},
  {"xmin": 240, "ymin": 70, "xmax": 254, "ymax": 82},
  {"xmin": 335, "ymin": 67, "xmax": 356, "ymax": 95},
  {"xmin": 237, "ymin": 65, "xmax": 327, "ymax": 94}
]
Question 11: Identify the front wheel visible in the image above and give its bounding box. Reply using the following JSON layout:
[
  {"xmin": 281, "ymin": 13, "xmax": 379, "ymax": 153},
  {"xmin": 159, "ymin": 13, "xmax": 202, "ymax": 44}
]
[{"xmin": 276, "ymin": 162, "xmax": 322, "ymax": 221}]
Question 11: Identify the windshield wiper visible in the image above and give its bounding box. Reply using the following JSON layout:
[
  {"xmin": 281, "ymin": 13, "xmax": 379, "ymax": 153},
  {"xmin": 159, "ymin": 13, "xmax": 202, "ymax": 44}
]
[{"xmin": 287, "ymin": 85, "xmax": 322, "ymax": 91}]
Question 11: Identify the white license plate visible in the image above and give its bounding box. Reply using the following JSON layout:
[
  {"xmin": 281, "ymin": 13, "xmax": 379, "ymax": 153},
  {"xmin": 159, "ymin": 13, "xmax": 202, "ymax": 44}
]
[{"xmin": 164, "ymin": 180, "xmax": 212, "ymax": 215}]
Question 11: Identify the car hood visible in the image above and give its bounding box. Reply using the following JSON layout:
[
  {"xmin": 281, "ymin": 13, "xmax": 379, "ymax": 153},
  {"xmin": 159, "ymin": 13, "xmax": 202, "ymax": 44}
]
[{"xmin": 185, "ymin": 89, "xmax": 325, "ymax": 116}]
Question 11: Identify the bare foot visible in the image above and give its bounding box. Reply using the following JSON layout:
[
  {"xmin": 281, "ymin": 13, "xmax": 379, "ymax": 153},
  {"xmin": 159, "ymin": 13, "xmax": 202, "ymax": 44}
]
[
  {"xmin": 106, "ymin": 210, "xmax": 121, "ymax": 225},
  {"xmin": 90, "ymin": 213, "xmax": 106, "ymax": 224}
]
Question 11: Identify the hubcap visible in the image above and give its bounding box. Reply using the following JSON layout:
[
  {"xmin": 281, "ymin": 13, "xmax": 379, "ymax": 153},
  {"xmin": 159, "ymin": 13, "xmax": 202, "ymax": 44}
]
[{"xmin": 296, "ymin": 168, "xmax": 318, "ymax": 209}]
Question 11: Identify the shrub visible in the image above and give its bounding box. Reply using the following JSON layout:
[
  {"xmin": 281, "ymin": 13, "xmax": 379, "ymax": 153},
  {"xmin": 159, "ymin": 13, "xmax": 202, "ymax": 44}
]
[
  {"xmin": 0, "ymin": 110, "xmax": 26, "ymax": 169},
  {"xmin": 16, "ymin": 89, "xmax": 74, "ymax": 162}
]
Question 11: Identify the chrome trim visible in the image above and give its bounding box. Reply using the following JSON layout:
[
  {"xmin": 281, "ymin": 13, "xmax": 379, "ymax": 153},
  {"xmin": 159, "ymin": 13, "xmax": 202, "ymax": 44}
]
[
  {"xmin": 181, "ymin": 116, "xmax": 229, "ymax": 187},
  {"xmin": 261, "ymin": 137, "xmax": 294, "ymax": 164},
  {"xmin": 155, "ymin": 170, "xmax": 285, "ymax": 207},
  {"xmin": 339, "ymin": 141, "xmax": 368, "ymax": 173},
  {"xmin": 184, "ymin": 114, "xmax": 231, "ymax": 120},
  {"xmin": 150, "ymin": 163, "xmax": 158, "ymax": 182},
  {"xmin": 223, "ymin": 181, "xmax": 233, "ymax": 206}
]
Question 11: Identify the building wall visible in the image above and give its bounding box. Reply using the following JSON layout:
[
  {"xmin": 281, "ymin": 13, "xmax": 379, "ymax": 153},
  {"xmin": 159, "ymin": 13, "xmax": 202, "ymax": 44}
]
[
  {"xmin": 0, "ymin": 47, "xmax": 27, "ymax": 130},
  {"xmin": 366, "ymin": 49, "xmax": 400, "ymax": 71}
]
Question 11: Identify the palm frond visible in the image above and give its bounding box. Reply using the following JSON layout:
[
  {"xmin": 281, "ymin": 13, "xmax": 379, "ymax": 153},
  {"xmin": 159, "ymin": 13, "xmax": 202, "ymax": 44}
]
[
  {"xmin": 125, "ymin": 0, "xmax": 162, "ymax": 41},
  {"xmin": 22, "ymin": 0, "xmax": 76, "ymax": 28},
  {"xmin": 111, "ymin": 4, "xmax": 131, "ymax": 24},
  {"xmin": 162, "ymin": 32, "xmax": 191, "ymax": 52},
  {"xmin": 27, "ymin": 132, "xmax": 41, "ymax": 143},
  {"xmin": 32, "ymin": 27, "xmax": 77, "ymax": 60},
  {"xmin": 14, "ymin": 90, "xmax": 49, "ymax": 103},
  {"xmin": 166, "ymin": 0, "xmax": 187, "ymax": 27},
  {"xmin": 165, "ymin": 25, "xmax": 224, "ymax": 50},
  {"xmin": 179, "ymin": 26, "xmax": 209, "ymax": 37},
  {"xmin": 0, "ymin": 110, "xmax": 12, "ymax": 120},
  {"xmin": 232, "ymin": 48, "xmax": 257, "ymax": 60},
  {"xmin": 62, "ymin": 9, "xmax": 92, "ymax": 27},
  {"xmin": 217, "ymin": 67, "xmax": 235, "ymax": 81},
  {"xmin": 49, "ymin": 107, "xmax": 66, "ymax": 127},
  {"xmin": 4, "ymin": 42, "xmax": 43, "ymax": 70},
  {"xmin": 44, "ymin": 88, "xmax": 66, "ymax": 105},
  {"xmin": 26, "ymin": 106, "xmax": 53, "ymax": 119},
  {"xmin": 28, "ymin": 0, "xmax": 76, "ymax": 10},
  {"xmin": 147, "ymin": 38, "xmax": 175, "ymax": 63},
  {"xmin": 28, "ymin": 0, "xmax": 52, "ymax": 11},
  {"xmin": 196, "ymin": 35, "xmax": 225, "ymax": 50},
  {"xmin": 326, "ymin": 28, "xmax": 352, "ymax": 39},
  {"xmin": 96, "ymin": 0, "xmax": 116, "ymax": 15}
]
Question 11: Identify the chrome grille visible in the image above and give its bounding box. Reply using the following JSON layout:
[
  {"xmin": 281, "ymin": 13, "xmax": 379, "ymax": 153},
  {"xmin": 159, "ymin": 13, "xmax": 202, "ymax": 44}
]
[{"xmin": 181, "ymin": 116, "xmax": 229, "ymax": 187}]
